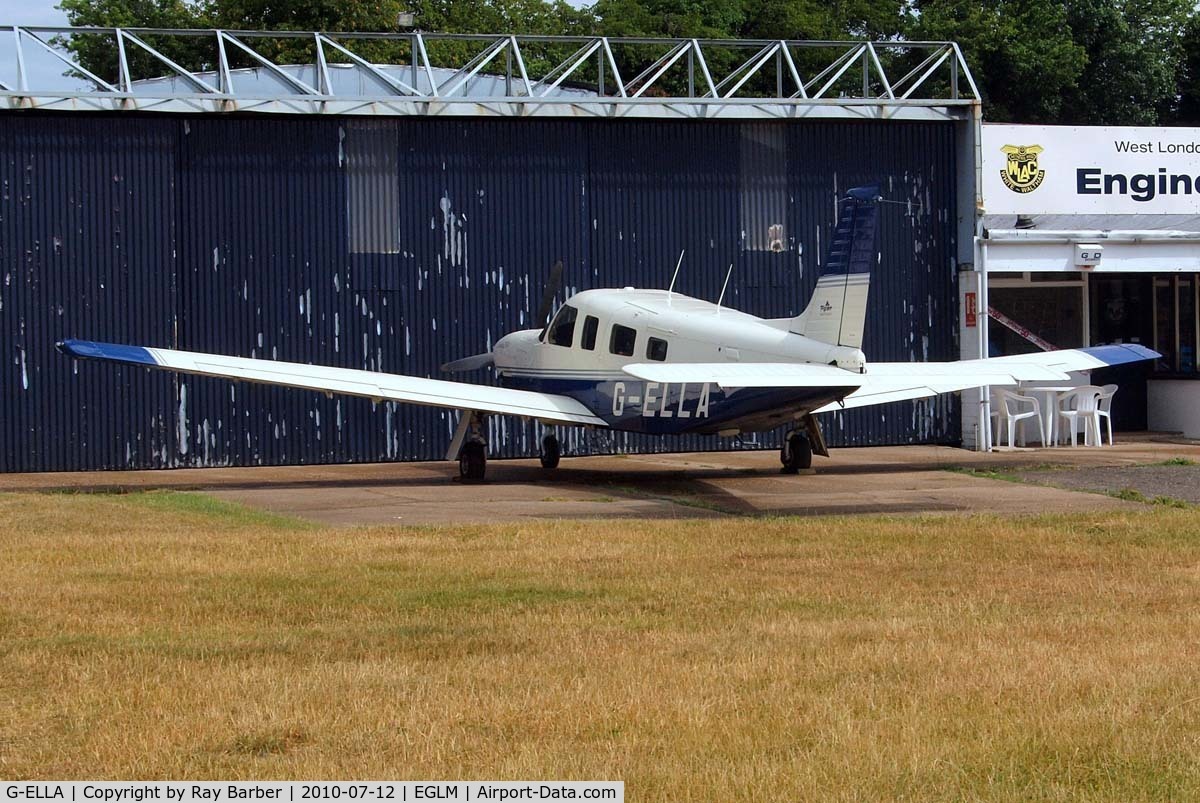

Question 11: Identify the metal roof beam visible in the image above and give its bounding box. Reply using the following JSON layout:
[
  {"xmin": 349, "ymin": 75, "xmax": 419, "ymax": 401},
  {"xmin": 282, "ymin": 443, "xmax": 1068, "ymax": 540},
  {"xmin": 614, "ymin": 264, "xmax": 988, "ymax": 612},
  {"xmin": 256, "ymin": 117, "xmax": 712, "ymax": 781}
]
[
  {"xmin": 438, "ymin": 36, "xmax": 510, "ymax": 97},
  {"xmin": 865, "ymin": 43, "xmax": 893, "ymax": 99},
  {"xmin": 712, "ymin": 41, "xmax": 779, "ymax": 98},
  {"xmin": 218, "ymin": 31, "xmax": 318, "ymax": 96},
  {"xmin": 624, "ymin": 39, "xmax": 688, "ymax": 97},
  {"xmin": 535, "ymin": 37, "xmax": 603, "ymax": 97},
  {"xmin": 0, "ymin": 27, "xmax": 981, "ymax": 116},
  {"xmin": 600, "ymin": 37, "xmax": 627, "ymax": 97},
  {"xmin": 778, "ymin": 43, "xmax": 806, "ymax": 99},
  {"xmin": 890, "ymin": 45, "xmax": 946, "ymax": 97},
  {"xmin": 17, "ymin": 27, "xmax": 120, "ymax": 93},
  {"xmin": 318, "ymin": 33, "xmax": 424, "ymax": 97},
  {"xmin": 900, "ymin": 46, "xmax": 952, "ymax": 100},
  {"xmin": 812, "ymin": 45, "xmax": 866, "ymax": 99},
  {"xmin": 120, "ymin": 29, "xmax": 219, "ymax": 94}
]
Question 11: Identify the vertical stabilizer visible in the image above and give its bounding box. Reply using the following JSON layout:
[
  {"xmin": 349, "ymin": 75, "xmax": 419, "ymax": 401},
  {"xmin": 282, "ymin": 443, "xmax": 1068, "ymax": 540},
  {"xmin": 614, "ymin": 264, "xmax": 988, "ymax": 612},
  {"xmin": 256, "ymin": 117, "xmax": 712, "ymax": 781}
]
[{"xmin": 791, "ymin": 185, "xmax": 880, "ymax": 348}]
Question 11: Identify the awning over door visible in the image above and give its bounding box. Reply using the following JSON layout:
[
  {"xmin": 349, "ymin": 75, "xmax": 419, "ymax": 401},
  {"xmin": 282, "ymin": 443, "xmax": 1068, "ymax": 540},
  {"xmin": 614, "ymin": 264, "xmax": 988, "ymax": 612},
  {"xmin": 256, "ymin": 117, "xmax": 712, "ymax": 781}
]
[{"xmin": 981, "ymin": 214, "xmax": 1200, "ymax": 273}]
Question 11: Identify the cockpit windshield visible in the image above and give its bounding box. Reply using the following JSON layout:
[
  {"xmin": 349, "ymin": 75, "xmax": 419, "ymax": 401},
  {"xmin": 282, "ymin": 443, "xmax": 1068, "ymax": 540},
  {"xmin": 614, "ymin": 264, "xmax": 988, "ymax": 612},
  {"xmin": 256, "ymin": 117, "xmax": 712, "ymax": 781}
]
[{"xmin": 547, "ymin": 305, "xmax": 578, "ymax": 347}]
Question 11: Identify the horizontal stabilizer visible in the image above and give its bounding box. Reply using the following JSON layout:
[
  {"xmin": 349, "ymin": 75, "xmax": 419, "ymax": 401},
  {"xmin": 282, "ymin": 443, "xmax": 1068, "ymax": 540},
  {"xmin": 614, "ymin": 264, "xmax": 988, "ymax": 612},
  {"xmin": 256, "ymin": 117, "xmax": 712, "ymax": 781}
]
[
  {"xmin": 625, "ymin": 362, "xmax": 1034, "ymax": 391},
  {"xmin": 58, "ymin": 339, "xmax": 606, "ymax": 427},
  {"xmin": 626, "ymin": 344, "xmax": 1159, "ymax": 412},
  {"xmin": 623, "ymin": 362, "xmax": 865, "ymax": 389}
]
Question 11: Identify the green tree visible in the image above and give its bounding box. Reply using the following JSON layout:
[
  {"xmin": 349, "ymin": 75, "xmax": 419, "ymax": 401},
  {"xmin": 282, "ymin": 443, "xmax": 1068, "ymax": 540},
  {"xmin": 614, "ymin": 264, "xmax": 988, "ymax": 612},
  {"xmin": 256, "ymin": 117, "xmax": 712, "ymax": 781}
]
[
  {"xmin": 591, "ymin": 0, "xmax": 742, "ymax": 38},
  {"xmin": 58, "ymin": 0, "xmax": 1200, "ymax": 125},
  {"xmin": 740, "ymin": 0, "xmax": 906, "ymax": 40},
  {"xmin": 908, "ymin": 0, "xmax": 1086, "ymax": 123},
  {"xmin": 912, "ymin": 0, "xmax": 1192, "ymax": 125},
  {"xmin": 1060, "ymin": 0, "xmax": 1191, "ymax": 125},
  {"xmin": 59, "ymin": 0, "xmax": 596, "ymax": 80},
  {"xmin": 410, "ymin": 0, "xmax": 598, "ymax": 78},
  {"xmin": 1168, "ymin": 11, "xmax": 1200, "ymax": 123},
  {"xmin": 58, "ymin": 0, "xmax": 212, "ymax": 83}
]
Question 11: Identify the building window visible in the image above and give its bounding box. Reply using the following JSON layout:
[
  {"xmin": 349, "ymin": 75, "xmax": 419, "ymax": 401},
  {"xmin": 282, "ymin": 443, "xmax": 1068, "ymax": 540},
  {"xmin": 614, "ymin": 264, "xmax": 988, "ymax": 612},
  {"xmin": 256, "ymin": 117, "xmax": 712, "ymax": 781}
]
[
  {"xmin": 581, "ymin": 315, "xmax": 599, "ymax": 350},
  {"xmin": 646, "ymin": 337, "xmax": 669, "ymax": 361},
  {"xmin": 547, "ymin": 305, "xmax": 578, "ymax": 347},
  {"xmin": 610, "ymin": 324, "xmax": 636, "ymax": 357},
  {"xmin": 1153, "ymin": 274, "xmax": 1199, "ymax": 374},
  {"xmin": 988, "ymin": 283, "xmax": 1085, "ymax": 355},
  {"xmin": 738, "ymin": 125, "xmax": 788, "ymax": 254}
]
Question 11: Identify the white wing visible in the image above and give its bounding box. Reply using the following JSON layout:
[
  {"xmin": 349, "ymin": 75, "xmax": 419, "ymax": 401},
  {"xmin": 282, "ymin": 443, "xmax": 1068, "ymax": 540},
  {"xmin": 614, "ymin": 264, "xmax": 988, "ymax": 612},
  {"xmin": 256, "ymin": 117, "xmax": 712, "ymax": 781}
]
[
  {"xmin": 58, "ymin": 339, "xmax": 606, "ymax": 427},
  {"xmin": 624, "ymin": 344, "xmax": 1158, "ymax": 412}
]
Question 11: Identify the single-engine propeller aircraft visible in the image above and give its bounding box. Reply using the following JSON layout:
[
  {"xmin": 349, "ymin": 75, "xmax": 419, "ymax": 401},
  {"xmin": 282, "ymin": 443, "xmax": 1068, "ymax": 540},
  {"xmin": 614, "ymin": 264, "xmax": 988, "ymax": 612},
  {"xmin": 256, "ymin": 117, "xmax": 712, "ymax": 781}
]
[{"xmin": 59, "ymin": 185, "xmax": 1156, "ymax": 480}]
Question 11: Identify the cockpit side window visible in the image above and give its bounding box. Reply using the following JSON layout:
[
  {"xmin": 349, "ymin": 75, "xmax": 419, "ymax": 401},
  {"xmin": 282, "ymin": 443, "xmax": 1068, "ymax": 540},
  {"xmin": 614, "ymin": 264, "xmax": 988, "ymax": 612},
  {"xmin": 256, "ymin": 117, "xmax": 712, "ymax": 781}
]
[
  {"xmin": 609, "ymin": 324, "xmax": 637, "ymax": 357},
  {"xmin": 581, "ymin": 315, "xmax": 599, "ymax": 350},
  {"xmin": 547, "ymin": 305, "xmax": 578, "ymax": 347},
  {"xmin": 646, "ymin": 336, "xmax": 668, "ymax": 362}
]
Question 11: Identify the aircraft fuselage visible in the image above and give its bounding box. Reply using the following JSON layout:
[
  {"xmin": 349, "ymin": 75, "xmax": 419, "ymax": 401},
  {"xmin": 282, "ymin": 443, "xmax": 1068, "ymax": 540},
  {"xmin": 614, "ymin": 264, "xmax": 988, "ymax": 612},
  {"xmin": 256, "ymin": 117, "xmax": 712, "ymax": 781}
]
[{"xmin": 493, "ymin": 288, "xmax": 865, "ymax": 435}]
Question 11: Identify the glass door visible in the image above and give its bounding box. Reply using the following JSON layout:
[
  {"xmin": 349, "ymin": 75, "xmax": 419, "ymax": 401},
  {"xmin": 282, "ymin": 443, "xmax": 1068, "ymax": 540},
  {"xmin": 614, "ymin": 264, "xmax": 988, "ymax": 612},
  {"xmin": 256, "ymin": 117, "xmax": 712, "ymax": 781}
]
[{"xmin": 1090, "ymin": 274, "xmax": 1153, "ymax": 431}]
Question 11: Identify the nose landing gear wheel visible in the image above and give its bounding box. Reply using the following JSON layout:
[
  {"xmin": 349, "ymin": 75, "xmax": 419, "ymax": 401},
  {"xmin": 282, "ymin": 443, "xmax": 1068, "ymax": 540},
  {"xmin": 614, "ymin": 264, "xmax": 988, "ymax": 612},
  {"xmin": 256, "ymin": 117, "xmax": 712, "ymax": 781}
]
[
  {"xmin": 540, "ymin": 434, "xmax": 561, "ymax": 469},
  {"xmin": 459, "ymin": 441, "xmax": 487, "ymax": 481},
  {"xmin": 780, "ymin": 432, "xmax": 813, "ymax": 474}
]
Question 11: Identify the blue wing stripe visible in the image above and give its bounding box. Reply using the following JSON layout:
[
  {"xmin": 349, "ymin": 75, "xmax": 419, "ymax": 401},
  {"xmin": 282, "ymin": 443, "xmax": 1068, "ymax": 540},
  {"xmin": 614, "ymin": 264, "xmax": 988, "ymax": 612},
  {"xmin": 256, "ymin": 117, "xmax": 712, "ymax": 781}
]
[
  {"xmin": 1077, "ymin": 344, "xmax": 1158, "ymax": 366},
  {"xmin": 56, "ymin": 338, "xmax": 161, "ymax": 367}
]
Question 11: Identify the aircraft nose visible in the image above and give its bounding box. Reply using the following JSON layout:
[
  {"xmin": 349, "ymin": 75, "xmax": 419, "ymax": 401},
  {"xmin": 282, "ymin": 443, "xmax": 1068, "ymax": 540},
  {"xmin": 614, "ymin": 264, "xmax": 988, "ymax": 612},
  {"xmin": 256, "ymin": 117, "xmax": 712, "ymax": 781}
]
[{"xmin": 494, "ymin": 329, "xmax": 541, "ymax": 368}]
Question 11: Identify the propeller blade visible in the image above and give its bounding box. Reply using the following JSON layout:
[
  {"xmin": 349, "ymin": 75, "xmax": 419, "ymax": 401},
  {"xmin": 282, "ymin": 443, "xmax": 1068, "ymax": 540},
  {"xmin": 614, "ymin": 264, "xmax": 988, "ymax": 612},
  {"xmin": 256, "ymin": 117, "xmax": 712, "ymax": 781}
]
[
  {"xmin": 440, "ymin": 352, "xmax": 495, "ymax": 373},
  {"xmin": 536, "ymin": 260, "xmax": 565, "ymax": 327}
]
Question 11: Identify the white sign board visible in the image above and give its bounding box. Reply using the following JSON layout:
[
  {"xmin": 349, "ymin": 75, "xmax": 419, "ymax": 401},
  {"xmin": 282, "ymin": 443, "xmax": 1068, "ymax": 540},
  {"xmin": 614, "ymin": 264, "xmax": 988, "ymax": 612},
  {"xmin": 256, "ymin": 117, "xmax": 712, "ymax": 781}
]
[{"xmin": 982, "ymin": 124, "xmax": 1200, "ymax": 215}]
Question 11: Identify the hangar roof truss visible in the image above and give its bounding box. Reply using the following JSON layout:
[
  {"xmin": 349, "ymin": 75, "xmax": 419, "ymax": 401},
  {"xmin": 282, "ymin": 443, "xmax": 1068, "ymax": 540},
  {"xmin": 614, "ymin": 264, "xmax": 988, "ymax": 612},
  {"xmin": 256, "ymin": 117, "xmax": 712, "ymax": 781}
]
[{"xmin": 0, "ymin": 26, "xmax": 980, "ymax": 120}]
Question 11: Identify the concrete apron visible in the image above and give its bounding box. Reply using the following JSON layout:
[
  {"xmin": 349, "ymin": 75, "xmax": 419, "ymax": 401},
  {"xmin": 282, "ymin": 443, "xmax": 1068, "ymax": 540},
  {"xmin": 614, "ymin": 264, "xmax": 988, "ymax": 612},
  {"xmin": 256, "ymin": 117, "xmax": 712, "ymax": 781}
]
[{"xmin": 4, "ymin": 438, "xmax": 1198, "ymax": 526}]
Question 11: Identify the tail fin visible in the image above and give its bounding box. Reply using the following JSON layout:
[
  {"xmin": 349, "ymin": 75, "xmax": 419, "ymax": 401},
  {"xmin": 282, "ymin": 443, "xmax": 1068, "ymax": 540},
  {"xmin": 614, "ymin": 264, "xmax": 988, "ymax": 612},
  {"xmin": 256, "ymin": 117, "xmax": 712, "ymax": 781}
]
[{"xmin": 791, "ymin": 185, "xmax": 880, "ymax": 348}]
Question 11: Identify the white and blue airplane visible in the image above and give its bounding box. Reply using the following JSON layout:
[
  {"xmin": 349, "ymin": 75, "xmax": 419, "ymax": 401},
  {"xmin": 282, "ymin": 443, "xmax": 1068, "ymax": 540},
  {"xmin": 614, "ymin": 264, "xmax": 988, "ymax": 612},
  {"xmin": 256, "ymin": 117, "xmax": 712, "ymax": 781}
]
[{"xmin": 58, "ymin": 186, "xmax": 1156, "ymax": 480}]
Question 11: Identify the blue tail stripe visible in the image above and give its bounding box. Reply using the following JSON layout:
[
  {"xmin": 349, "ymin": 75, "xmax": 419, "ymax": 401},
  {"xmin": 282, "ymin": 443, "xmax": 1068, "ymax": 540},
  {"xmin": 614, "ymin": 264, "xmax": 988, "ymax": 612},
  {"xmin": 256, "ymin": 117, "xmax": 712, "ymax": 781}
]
[
  {"xmin": 821, "ymin": 184, "xmax": 880, "ymax": 277},
  {"xmin": 57, "ymin": 339, "xmax": 160, "ymax": 367}
]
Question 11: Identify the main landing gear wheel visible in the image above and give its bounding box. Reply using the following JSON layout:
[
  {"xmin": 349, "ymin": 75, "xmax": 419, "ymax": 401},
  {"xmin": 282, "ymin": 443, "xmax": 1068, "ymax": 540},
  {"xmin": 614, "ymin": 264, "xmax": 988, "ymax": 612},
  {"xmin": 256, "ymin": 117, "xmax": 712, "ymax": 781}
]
[
  {"xmin": 540, "ymin": 434, "xmax": 561, "ymax": 470},
  {"xmin": 780, "ymin": 432, "xmax": 813, "ymax": 474},
  {"xmin": 459, "ymin": 441, "xmax": 487, "ymax": 481}
]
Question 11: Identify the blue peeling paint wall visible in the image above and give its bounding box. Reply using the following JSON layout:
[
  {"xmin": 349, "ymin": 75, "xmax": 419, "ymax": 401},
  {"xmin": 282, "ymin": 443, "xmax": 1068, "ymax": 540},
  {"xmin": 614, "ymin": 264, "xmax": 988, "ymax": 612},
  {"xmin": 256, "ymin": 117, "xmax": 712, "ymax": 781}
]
[{"xmin": 0, "ymin": 113, "xmax": 959, "ymax": 472}]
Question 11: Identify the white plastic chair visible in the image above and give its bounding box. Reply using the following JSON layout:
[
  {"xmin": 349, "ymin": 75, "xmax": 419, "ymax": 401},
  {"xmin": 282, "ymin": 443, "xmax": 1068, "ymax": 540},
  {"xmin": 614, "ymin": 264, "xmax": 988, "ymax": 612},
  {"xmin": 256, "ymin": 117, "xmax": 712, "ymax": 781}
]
[
  {"xmin": 1096, "ymin": 384, "xmax": 1118, "ymax": 445},
  {"xmin": 990, "ymin": 388, "xmax": 1043, "ymax": 448},
  {"xmin": 1056, "ymin": 386, "xmax": 1103, "ymax": 447}
]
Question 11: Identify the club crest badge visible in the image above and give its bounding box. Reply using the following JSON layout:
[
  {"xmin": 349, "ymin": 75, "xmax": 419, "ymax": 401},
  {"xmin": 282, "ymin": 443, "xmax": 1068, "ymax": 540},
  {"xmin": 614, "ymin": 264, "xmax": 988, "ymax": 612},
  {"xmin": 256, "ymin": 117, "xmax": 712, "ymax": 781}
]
[{"xmin": 1000, "ymin": 144, "xmax": 1046, "ymax": 193}]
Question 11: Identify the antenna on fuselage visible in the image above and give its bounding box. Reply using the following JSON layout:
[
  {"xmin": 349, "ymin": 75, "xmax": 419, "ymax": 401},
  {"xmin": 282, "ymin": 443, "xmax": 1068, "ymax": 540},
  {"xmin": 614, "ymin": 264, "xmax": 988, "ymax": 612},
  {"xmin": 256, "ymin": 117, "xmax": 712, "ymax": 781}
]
[
  {"xmin": 716, "ymin": 263, "xmax": 734, "ymax": 313},
  {"xmin": 667, "ymin": 250, "xmax": 685, "ymax": 301}
]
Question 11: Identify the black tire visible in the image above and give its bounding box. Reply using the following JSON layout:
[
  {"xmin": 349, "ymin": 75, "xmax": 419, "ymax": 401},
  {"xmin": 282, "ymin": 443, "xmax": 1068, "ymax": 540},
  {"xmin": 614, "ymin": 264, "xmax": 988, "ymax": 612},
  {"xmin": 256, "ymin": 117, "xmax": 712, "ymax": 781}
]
[
  {"xmin": 540, "ymin": 434, "xmax": 561, "ymax": 469},
  {"xmin": 780, "ymin": 433, "xmax": 812, "ymax": 474},
  {"xmin": 459, "ymin": 441, "xmax": 487, "ymax": 481}
]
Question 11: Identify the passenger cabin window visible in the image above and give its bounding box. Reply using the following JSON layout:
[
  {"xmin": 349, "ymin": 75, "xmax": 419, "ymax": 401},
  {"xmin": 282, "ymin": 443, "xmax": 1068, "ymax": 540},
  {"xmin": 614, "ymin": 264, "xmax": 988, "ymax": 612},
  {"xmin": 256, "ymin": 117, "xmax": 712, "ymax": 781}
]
[
  {"xmin": 646, "ymin": 337, "xmax": 669, "ymax": 362},
  {"xmin": 581, "ymin": 315, "xmax": 599, "ymax": 350},
  {"xmin": 547, "ymin": 305, "xmax": 578, "ymax": 347},
  {"xmin": 610, "ymin": 324, "xmax": 637, "ymax": 357}
]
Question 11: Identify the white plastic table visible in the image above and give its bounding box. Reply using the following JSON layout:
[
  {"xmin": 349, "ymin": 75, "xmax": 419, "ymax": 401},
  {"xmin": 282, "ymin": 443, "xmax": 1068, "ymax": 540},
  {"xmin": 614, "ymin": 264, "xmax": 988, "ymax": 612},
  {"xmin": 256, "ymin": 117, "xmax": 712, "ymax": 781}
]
[{"xmin": 1017, "ymin": 385, "xmax": 1079, "ymax": 447}]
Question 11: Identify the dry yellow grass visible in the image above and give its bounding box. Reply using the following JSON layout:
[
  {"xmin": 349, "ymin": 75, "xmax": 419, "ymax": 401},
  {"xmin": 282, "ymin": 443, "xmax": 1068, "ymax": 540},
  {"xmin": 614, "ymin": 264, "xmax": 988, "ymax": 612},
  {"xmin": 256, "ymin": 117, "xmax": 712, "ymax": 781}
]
[{"xmin": 2, "ymin": 491, "xmax": 1200, "ymax": 800}]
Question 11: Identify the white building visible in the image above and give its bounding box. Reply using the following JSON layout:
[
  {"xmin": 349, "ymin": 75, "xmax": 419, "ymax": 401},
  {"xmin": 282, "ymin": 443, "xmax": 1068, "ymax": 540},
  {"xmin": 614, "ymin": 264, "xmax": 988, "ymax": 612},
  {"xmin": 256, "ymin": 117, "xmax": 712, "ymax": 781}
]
[{"xmin": 962, "ymin": 124, "xmax": 1200, "ymax": 446}]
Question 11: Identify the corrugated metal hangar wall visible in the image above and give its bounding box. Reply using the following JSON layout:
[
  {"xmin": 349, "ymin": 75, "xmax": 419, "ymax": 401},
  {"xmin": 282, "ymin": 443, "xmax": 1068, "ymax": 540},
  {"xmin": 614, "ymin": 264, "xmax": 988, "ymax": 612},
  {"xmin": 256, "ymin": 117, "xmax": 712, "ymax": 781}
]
[{"xmin": 0, "ymin": 113, "xmax": 959, "ymax": 472}]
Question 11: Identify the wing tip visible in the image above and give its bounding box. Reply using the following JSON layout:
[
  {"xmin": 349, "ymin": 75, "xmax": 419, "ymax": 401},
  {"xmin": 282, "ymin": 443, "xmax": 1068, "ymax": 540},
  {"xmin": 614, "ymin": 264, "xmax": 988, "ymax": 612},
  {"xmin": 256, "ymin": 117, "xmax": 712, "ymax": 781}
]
[
  {"xmin": 56, "ymin": 338, "xmax": 159, "ymax": 367},
  {"xmin": 1081, "ymin": 343, "xmax": 1161, "ymax": 366}
]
